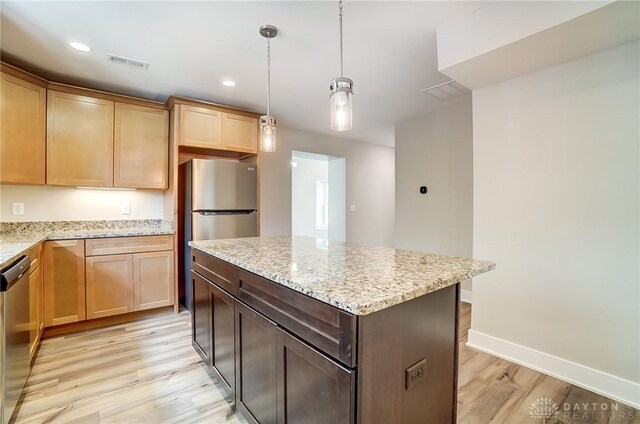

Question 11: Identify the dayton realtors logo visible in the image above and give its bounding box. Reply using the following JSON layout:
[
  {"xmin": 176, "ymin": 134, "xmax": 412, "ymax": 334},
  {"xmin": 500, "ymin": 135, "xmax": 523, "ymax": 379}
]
[
  {"xmin": 529, "ymin": 397, "xmax": 560, "ymax": 423},
  {"xmin": 529, "ymin": 397, "xmax": 637, "ymax": 422}
]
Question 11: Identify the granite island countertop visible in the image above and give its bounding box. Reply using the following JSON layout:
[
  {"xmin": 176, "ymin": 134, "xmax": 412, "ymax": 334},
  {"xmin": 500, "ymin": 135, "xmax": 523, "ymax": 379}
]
[
  {"xmin": 189, "ymin": 236, "xmax": 495, "ymax": 315},
  {"xmin": 1, "ymin": 220, "xmax": 174, "ymax": 269}
]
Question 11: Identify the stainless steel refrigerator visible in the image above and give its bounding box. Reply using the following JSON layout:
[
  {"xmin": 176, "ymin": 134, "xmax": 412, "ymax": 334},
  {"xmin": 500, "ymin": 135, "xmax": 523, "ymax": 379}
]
[{"xmin": 183, "ymin": 159, "xmax": 258, "ymax": 310}]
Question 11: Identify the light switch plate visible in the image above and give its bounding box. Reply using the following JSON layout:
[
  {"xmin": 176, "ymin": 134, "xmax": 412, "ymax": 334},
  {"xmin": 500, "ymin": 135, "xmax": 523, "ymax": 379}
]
[
  {"xmin": 349, "ymin": 204, "xmax": 356, "ymax": 212},
  {"xmin": 12, "ymin": 203, "xmax": 24, "ymax": 215},
  {"xmin": 121, "ymin": 203, "xmax": 131, "ymax": 215}
]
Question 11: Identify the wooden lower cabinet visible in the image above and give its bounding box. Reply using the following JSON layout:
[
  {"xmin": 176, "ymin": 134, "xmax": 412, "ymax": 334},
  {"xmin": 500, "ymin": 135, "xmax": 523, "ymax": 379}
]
[
  {"xmin": 43, "ymin": 240, "xmax": 86, "ymax": 327},
  {"xmin": 190, "ymin": 270, "xmax": 236, "ymax": 397},
  {"xmin": 44, "ymin": 236, "xmax": 175, "ymax": 327},
  {"xmin": 86, "ymin": 254, "xmax": 134, "ymax": 319},
  {"xmin": 86, "ymin": 251, "xmax": 174, "ymax": 318},
  {"xmin": 210, "ymin": 283, "xmax": 235, "ymax": 395},
  {"xmin": 191, "ymin": 250, "xmax": 459, "ymax": 424},
  {"xmin": 235, "ymin": 301, "xmax": 277, "ymax": 424},
  {"xmin": 276, "ymin": 328, "xmax": 354, "ymax": 424},
  {"xmin": 192, "ymin": 263, "xmax": 354, "ymax": 424},
  {"xmin": 28, "ymin": 264, "xmax": 43, "ymax": 358},
  {"xmin": 133, "ymin": 251, "xmax": 174, "ymax": 310},
  {"xmin": 191, "ymin": 271, "xmax": 211, "ymax": 364}
]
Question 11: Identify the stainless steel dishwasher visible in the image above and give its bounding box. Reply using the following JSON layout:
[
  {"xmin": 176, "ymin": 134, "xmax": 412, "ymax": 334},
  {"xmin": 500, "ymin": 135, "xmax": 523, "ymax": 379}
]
[{"xmin": 1, "ymin": 256, "xmax": 31, "ymax": 424}]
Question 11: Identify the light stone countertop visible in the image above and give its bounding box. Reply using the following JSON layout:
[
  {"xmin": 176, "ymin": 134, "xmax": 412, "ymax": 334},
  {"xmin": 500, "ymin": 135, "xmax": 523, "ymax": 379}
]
[
  {"xmin": 189, "ymin": 236, "xmax": 495, "ymax": 315},
  {"xmin": 0, "ymin": 220, "xmax": 174, "ymax": 270}
]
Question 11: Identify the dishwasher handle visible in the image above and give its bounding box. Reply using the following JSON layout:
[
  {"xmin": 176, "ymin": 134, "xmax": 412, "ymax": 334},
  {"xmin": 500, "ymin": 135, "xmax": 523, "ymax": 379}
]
[{"xmin": 1, "ymin": 256, "xmax": 30, "ymax": 292}]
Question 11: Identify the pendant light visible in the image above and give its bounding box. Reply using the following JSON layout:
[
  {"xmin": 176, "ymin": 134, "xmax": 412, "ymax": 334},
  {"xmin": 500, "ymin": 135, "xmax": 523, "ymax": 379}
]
[
  {"xmin": 330, "ymin": 0, "xmax": 353, "ymax": 132},
  {"xmin": 259, "ymin": 25, "xmax": 278, "ymax": 153}
]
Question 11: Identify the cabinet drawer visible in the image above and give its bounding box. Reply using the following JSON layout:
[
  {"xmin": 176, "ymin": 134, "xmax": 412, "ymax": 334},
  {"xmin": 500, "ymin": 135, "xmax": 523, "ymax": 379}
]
[
  {"xmin": 191, "ymin": 249, "xmax": 237, "ymax": 295},
  {"xmin": 237, "ymin": 269, "xmax": 357, "ymax": 368},
  {"xmin": 85, "ymin": 235, "xmax": 173, "ymax": 256}
]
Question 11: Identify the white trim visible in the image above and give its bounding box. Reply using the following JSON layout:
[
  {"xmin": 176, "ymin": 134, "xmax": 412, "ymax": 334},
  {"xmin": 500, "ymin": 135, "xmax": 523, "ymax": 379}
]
[
  {"xmin": 460, "ymin": 289, "xmax": 472, "ymax": 304},
  {"xmin": 467, "ymin": 329, "xmax": 640, "ymax": 409}
]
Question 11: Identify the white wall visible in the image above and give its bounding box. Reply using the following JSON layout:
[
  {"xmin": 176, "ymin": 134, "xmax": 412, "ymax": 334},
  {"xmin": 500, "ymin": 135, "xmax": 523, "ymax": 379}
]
[
  {"xmin": 437, "ymin": 1, "xmax": 639, "ymax": 89},
  {"xmin": 259, "ymin": 126, "xmax": 395, "ymax": 247},
  {"xmin": 394, "ymin": 95, "xmax": 473, "ymax": 292},
  {"xmin": 291, "ymin": 155, "xmax": 329, "ymax": 238},
  {"xmin": 471, "ymin": 41, "xmax": 640, "ymax": 406},
  {"xmin": 0, "ymin": 185, "xmax": 164, "ymax": 221},
  {"xmin": 437, "ymin": 1, "xmax": 611, "ymax": 70},
  {"xmin": 328, "ymin": 157, "xmax": 346, "ymax": 242}
]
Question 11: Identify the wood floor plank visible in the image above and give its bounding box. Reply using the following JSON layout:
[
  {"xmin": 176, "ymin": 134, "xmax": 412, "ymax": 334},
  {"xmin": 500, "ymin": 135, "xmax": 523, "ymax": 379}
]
[{"xmin": 12, "ymin": 303, "xmax": 638, "ymax": 424}]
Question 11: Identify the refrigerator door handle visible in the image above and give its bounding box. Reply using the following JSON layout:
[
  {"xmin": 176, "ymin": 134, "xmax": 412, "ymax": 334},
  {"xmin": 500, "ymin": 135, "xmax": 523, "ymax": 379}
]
[{"xmin": 197, "ymin": 210, "xmax": 256, "ymax": 216}]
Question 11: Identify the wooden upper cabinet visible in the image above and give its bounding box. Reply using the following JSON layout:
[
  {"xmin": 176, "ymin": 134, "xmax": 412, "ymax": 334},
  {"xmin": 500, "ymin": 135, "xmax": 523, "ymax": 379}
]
[
  {"xmin": 179, "ymin": 104, "xmax": 222, "ymax": 148},
  {"xmin": 114, "ymin": 103, "xmax": 169, "ymax": 189},
  {"xmin": 47, "ymin": 91, "xmax": 114, "ymax": 187},
  {"xmin": 0, "ymin": 72, "xmax": 46, "ymax": 185},
  {"xmin": 43, "ymin": 240, "xmax": 86, "ymax": 327},
  {"xmin": 221, "ymin": 112, "xmax": 257, "ymax": 153}
]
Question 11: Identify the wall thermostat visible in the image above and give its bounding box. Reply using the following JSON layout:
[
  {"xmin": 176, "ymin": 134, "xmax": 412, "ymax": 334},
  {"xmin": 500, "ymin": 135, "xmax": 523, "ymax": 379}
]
[{"xmin": 419, "ymin": 186, "xmax": 428, "ymax": 194}]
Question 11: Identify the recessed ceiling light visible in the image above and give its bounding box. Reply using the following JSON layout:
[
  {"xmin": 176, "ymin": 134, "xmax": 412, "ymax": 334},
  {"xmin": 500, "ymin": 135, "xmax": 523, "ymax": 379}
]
[
  {"xmin": 222, "ymin": 80, "xmax": 237, "ymax": 87},
  {"xmin": 69, "ymin": 42, "xmax": 92, "ymax": 52}
]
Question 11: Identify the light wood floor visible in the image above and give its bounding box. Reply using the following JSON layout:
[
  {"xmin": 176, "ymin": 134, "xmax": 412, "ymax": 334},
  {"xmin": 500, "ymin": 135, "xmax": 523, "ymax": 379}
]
[{"xmin": 12, "ymin": 304, "xmax": 638, "ymax": 424}]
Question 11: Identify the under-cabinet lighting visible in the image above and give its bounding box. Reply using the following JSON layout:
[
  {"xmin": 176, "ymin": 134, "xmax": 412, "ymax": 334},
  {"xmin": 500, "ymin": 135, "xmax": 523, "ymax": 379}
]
[
  {"xmin": 69, "ymin": 42, "xmax": 92, "ymax": 52},
  {"xmin": 76, "ymin": 187, "xmax": 136, "ymax": 191}
]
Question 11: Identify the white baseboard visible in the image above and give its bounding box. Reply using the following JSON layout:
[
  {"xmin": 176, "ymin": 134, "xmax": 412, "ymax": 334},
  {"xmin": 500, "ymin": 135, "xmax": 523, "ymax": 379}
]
[
  {"xmin": 467, "ymin": 329, "xmax": 640, "ymax": 409},
  {"xmin": 460, "ymin": 289, "xmax": 472, "ymax": 304}
]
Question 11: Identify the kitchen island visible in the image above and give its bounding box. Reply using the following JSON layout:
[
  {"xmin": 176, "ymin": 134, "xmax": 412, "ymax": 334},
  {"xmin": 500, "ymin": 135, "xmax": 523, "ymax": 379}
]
[{"xmin": 189, "ymin": 236, "xmax": 494, "ymax": 424}]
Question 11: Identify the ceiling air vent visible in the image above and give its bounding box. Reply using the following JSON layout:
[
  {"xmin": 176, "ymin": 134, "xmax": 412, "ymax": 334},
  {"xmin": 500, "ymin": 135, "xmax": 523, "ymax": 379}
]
[
  {"xmin": 107, "ymin": 54, "xmax": 149, "ymax": 70},
  {"xmin": 421, "ymin": 80, "xmax": 470, "ymax": 100}
]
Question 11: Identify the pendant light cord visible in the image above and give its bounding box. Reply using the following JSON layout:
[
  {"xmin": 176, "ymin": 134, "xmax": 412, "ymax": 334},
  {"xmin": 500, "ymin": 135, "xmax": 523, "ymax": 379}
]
[
  {"xmin": 267, "ymin": 36, "xmax": 271, "ymax": 116},
  {"xmin": 339, "ymin": 0, "xmax": 344, "ymax": 77}
]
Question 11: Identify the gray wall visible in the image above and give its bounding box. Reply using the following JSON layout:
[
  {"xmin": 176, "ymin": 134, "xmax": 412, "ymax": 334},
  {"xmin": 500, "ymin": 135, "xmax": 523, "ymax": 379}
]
[
  {"xmin": 259, "ymin": 126, "xmax": 395, "ymax": 247},
  {"xmin": 471, "ymin": 41, "xmax": 639, "ymax": 392},
  {"xmin": 394, "ymin": 95, "xmax": 473, "ymax": 292}
]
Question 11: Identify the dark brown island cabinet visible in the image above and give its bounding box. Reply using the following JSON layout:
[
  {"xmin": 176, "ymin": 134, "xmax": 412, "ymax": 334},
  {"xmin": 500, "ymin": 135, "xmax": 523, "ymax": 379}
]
[{"xmin": 190, "ymin": 249, "xmax": 460, "ymax": 424}]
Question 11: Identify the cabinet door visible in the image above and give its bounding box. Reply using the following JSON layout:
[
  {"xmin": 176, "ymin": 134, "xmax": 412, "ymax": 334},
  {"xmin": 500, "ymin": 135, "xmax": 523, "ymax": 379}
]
[
  {"xmin": 221, "ymin": 112, "xmax": 257, "ymax": 153},
  {"xmin": 235, "ymin": 301, "xmax": 277, "ymax": 424},
  {"xmin": 114, "ymin": 103, "xmax": 169, "ymax": 189},
  {"xmin": 211, "ymin": 283, "xmax": 235, "ymax": 396},
  {"xmin": 179, "ymin": 105, "xmax": 222, "ymax": 148},
  {"xmin": 44, "ymin": 240, "xmax": 86, "ymax": 326},
  {"xmin": 191, "ymin": 271, "xmax": 211, "ymax": 364},
  {"xmin": 276, "ymin": 328, "xmax": 354, "ymax": 424},
  {"xmin": 133, "ymin": 251, "xmax": 174, "ymax": 311},
  {"xmin": 0, "ymin": 72, "xmax": 46, "ymax": 185},
  {"xmin": 47, "ymin": 91, "xmax": 114, "ymax": 187},
  {"xmin": 86, "ymin": 254, "xmax": 133, "ymax": 319},
  {"xmin": 29, "ymin": 266, "xmax": 41, "ymax": 358},
  {"xmin": 38, "ymin": 265, "xmax": 44, "ymax": 334}
]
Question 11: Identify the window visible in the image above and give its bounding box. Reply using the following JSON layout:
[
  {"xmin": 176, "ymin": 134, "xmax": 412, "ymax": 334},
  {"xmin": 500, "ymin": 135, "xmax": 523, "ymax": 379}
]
[{"xmin": 315, "ymin": 180, "xmax": 329, "ymax": 230}]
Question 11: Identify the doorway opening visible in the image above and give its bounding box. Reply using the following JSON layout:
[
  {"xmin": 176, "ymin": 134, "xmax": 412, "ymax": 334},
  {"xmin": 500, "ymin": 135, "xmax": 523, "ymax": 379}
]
[{"xmin": 291, "ymin": 151, "xmax": 346, "ymax": 241}]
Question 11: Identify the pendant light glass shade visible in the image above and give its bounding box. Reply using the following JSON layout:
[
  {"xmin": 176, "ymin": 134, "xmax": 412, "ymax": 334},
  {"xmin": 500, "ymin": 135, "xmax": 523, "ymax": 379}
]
[
  {"xmin": 260, "ymin": 115, "xmax": 277, "ymax": 153},
  {"xmin": 330, "ymin": 78, "xmax": 353, "ymax": 131}
]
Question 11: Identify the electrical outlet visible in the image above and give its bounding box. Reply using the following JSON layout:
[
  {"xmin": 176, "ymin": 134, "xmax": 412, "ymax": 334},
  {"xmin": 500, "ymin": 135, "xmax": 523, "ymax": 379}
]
[
  {"xmin": 349, "ymin": 204, "xmax": 356, "ymax": 212},
  {"xmin": 121, "ymin": 203, "xmax": 131, "ymax": 215},
  {"xmin": 12, "ymin": 203, "xmax": 24, "ymax": 216},
  {"xmin": 405, "ymin": 358, "xmax": 427, "ymax": 390}
]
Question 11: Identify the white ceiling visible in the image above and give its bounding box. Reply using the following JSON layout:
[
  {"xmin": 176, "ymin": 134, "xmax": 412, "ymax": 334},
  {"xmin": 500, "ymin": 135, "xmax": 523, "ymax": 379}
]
[{"xmin": 0, "ymin": 1, "xmax": 484, "ymax": 147}]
